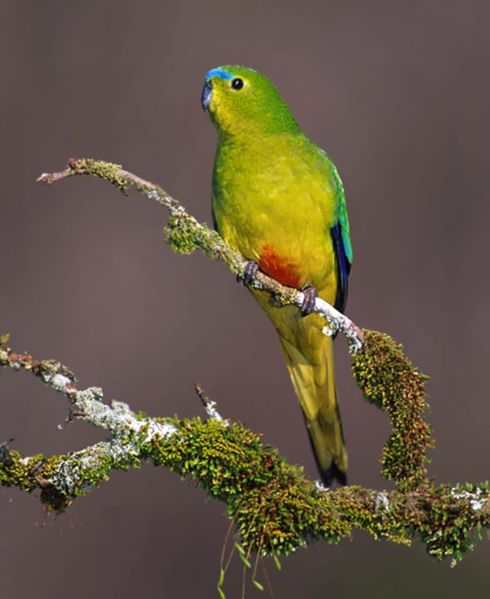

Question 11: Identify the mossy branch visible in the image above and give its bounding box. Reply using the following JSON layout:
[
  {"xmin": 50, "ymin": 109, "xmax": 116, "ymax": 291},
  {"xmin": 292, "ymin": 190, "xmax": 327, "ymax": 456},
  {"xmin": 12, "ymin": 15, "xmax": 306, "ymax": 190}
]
[
  {"xmin": 36, "ymin": 159, "xmax": 432, "ymax": 491},
  {"xmin": 37, "ymin": 159, "xmax": 363, "ymax": 350},
  {"xmin": 0, "ymin": 158, "xmax": 486, "ymax": 565},
  {"xmin": 0, "ymin": 332, "xmax": 488, "ymax": 564}
]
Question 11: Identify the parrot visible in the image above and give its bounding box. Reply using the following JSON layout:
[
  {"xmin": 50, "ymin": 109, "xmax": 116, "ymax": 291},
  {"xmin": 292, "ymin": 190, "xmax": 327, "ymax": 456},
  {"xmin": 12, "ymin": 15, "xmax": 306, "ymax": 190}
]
[{"xmin": 201, "ymin": 65, "xmax": 353, "ymax": 486}]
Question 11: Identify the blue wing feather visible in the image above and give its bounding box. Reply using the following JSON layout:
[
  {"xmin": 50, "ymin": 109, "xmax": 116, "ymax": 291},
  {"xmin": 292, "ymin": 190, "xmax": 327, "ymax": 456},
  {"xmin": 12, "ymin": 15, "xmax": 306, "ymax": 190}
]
[
  {"xmin": 328, "ymin": 161, "xmax": 352, "ymax": 314},
  {"xmin": 331, "ymin": 222, "xmax": 350, "ymax": 313}
]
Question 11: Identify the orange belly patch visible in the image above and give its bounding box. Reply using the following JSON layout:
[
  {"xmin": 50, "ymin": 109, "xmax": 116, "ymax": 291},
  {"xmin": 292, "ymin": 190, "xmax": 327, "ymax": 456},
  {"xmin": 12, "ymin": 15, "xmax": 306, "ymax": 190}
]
[{"xmin": 259, "ymin": 244, "xmax": 301, "ymax": 288}]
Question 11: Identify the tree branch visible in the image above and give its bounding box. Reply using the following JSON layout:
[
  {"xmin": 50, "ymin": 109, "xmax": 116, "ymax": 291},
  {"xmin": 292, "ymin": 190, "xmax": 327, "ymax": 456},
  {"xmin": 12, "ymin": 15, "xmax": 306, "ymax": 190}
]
[
  {"xmin": 0, "ymin": 158, "xmax": 486, "ymax": 565},
  {"xmin": 37, "ymin": 158, "xmax": 363, "ymax": 351},
  {"xmin": 0, "ymin": 332, "xmax": 488, "ymax": 564}
]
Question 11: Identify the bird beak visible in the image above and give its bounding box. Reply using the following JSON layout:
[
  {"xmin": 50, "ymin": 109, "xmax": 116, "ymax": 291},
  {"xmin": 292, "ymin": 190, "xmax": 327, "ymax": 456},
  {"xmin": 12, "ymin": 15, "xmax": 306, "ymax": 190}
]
[{"xmin": 201, "ymin": 79, "xmax": 213, "ymax": 112}]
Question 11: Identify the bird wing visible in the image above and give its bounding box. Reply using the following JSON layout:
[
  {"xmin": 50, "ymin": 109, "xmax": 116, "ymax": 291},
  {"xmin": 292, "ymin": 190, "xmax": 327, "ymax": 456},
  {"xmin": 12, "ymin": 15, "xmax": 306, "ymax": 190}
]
[{"xmin": 329, "ymin": 162, "xmax": 352, "ymax": 314}]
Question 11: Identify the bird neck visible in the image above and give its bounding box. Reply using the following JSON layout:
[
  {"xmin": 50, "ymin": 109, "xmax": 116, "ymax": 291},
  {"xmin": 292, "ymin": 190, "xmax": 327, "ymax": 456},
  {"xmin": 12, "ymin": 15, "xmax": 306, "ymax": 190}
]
[{"xmin": 216, "ymin": 123, "xmax": 303, "ymax": 152}]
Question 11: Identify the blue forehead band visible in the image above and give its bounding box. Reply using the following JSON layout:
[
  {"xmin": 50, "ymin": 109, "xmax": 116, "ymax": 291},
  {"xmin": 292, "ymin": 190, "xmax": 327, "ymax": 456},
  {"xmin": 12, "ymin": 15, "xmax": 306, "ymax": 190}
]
[{"xmin": 205, "ymin": 68, "xmax": 233, "ymax": 81}]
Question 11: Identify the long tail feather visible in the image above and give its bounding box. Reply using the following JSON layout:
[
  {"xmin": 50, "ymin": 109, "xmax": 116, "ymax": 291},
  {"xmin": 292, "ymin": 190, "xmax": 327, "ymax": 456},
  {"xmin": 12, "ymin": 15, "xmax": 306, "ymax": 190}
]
[
  {"xmin": 279, "ymin": 328, "xmax": 348, "ymax": 486},
  {"xmin": 252, "ymin": 291, "xmax": 348, "ymax": 486}
]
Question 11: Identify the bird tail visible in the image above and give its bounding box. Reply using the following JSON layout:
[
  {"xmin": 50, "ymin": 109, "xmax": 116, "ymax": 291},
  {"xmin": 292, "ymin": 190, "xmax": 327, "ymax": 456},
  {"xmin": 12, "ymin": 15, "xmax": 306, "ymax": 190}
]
[{"xmin": 279, "ymin": 329, "xmax": 348, "ymax": 486}]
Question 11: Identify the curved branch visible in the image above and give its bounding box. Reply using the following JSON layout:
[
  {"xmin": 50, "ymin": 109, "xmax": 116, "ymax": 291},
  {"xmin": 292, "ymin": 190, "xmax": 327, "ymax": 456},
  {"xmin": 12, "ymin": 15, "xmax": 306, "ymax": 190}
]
[
  {"xmin": 0, "ymin": 332, "xmax": 487, "ymax": 563},
  {"xmin": 37, "ymin": 159, "xmax": 363, "ymax": 351}
]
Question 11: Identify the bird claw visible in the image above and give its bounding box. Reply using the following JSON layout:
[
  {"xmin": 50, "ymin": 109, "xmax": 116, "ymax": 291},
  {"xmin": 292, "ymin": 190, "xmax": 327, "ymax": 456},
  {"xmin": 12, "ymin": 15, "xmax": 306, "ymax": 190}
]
[
  {"xmin": 239, "ymin": 260, "xmax": 259, "ymax": 286},
  {"xmin": 300, "ymin": 285, "xmax": 317, "ymax": 316}
]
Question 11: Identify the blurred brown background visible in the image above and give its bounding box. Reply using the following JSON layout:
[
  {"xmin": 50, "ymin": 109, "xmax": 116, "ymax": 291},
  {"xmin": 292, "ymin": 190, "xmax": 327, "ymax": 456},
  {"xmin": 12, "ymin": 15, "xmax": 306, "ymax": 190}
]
[{"xmin": 0, "ymin": 0, "xmax": 489, "ymax": 597}]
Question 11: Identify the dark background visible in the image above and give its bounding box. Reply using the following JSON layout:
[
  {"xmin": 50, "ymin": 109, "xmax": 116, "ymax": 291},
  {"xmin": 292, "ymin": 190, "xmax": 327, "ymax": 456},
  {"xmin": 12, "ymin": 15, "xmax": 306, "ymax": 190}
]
[{"xmin": 0, "ymin": 1, "xmax": 489, "ymax": 597}]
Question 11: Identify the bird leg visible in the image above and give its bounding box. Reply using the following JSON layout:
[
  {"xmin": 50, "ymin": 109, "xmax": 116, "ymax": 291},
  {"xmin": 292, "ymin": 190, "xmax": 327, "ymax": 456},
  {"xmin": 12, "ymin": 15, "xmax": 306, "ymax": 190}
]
[
  {"xmin": 300, "ymin": 285, "xmax": 318, "ymax": 316},
  {"xmin": 240, "ymin": 260, "xmax": 259, "ymax": 286}
]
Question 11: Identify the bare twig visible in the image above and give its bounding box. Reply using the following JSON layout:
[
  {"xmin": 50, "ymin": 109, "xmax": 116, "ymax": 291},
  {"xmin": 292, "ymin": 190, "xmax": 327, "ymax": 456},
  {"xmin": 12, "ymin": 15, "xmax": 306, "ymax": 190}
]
[{"xmin": 195, "ymin": 384, "xmax": 228, "ymax": 423}]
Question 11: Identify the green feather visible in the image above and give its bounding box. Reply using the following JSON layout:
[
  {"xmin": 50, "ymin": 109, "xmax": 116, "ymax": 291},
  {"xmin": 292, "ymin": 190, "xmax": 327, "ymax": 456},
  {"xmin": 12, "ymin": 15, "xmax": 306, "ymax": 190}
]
[{"xmin": 329, "ymin": 160, "xmax": 353, "ymax": 264}]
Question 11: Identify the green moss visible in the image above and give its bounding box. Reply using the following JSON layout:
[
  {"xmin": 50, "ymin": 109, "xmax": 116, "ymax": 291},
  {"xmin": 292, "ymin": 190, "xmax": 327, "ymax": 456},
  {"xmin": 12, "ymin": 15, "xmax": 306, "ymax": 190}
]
[
  {"xmin": 0, "ymin": 448, "xmax": 41, "ymax": 492},
  {"xmin": 155, "ymin": 416, "xmax": 485, "ymax": 561},
  {"xmin": 149, "ymin": 416, "xmax": 479, "ymax": 561},
  {"xmin": 414, "ymin": 484, "xmax": 489, "ymax": 562},
  {"xmin": 0, "ymin": 410, "xmax": 488, "ymax": 562},
  {"xmin": 0, "ymin": 435, "xmax": 146, "ymax": 512},
  {"xmin": 68, "ymin": 158, "xmax": 129, "ymax": 193},
  {"xmin": 143, "ymin": 418, "xmax": 412, "ymax": 555},
  {"xmin": 163, "ymin": 214, "xmax": 199, "ymax": 255},
  {"xmin": 150, "ymin": 419, "xmax": 278, "ymax": 498},
  {"xmin": 352, "ymin": 330, "xmax": 433, "ymax": 490},
  {"xmin": 163, "ymin": 213, "xmax": 244, "ymax": 276}
]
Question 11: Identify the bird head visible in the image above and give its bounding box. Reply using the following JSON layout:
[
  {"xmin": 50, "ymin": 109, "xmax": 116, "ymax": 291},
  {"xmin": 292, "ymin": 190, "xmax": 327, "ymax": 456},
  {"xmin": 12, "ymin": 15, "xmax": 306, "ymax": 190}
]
[{"xmin": 201, "ymin": 65, "xmax": 299, "ymax": 137}]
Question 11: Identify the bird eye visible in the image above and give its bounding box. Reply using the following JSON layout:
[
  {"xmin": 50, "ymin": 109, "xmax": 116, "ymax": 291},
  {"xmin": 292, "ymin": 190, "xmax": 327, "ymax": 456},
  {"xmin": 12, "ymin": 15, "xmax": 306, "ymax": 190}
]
[{"xmin": 231, "ymin": 78, "xmax": 244, "ymax": 90}]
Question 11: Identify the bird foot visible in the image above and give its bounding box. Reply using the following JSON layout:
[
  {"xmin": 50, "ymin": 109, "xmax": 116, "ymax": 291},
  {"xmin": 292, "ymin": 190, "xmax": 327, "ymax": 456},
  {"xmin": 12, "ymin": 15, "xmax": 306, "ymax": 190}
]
[
  {"xmin": 300, "ymin": 285, "xmax": 317, "ymax": 316},
  {"xmin": 239, "ymin": 260, "xmax": 259, "ymax": 286}
]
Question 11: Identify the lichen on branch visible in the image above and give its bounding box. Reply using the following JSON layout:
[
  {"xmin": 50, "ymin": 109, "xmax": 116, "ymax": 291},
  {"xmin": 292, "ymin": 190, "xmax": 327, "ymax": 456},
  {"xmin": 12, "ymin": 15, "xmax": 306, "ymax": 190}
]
[
  {"xmin": 0, "ymin": 322, "xmax": 488, "ymax": 563},
  {"xmin": 0, "ymin": 158, "xmax": 486, "ymax": 566},
  {"xmin": 37, "ymin": 158, "xmax": 363, "ymax": 350}
]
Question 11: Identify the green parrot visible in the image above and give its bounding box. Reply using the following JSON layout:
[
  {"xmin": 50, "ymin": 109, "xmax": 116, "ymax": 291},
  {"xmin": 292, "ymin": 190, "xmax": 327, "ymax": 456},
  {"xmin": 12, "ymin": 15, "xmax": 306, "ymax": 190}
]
[{"xmin": 202, "ymin": 66, "xmax": 353, "ymax": 486}]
